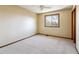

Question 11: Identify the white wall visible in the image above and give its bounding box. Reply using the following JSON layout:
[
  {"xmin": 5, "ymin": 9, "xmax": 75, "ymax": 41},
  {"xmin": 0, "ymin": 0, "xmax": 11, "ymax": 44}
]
[
  {"xmin": 37, "ymin": 9, "xmax": 72, "ymax": 38},
  {"xmin": 0, "ymin": 6, "xmax": 37, "ymax": 46},
  {"xmin": 76, "ymin": 5, "xmax": 79, "ymax": 52}
]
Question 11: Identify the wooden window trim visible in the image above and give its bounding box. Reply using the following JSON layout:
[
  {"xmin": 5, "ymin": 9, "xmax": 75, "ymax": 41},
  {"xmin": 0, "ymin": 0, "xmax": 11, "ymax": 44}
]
[{"xmin": 44, "ymin": 13, "xmax": 60, "ymax": 27}]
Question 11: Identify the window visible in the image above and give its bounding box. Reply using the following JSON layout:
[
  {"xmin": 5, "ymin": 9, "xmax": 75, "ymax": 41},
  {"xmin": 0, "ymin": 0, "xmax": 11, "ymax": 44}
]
[{"xmin": 45, "ymin": 14, "xmax": 60, "ymax": 27}]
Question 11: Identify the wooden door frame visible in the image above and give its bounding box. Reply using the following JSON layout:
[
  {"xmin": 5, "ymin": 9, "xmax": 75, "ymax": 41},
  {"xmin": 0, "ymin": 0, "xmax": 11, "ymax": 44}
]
[{"xmin": 71, "ymin": 6, "xmax": 76, "ymax": 43}]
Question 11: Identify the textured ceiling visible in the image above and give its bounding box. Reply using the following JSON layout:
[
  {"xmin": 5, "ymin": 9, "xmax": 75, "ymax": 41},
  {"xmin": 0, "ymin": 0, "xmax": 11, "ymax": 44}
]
[{"xmin": 19, "ymin": 5, "xmax": 72, "ymax": 13}]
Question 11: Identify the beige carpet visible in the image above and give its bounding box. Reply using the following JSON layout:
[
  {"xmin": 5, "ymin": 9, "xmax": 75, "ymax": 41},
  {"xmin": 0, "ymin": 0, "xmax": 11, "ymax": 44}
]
[{"xmin": 0, "ymin": 34, "xmax": 77, "ymax": 54}]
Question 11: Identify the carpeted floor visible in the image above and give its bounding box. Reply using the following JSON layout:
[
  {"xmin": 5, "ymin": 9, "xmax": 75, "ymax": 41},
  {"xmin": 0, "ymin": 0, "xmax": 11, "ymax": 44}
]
[{"xmin": 0, "ymin": 34, "xmax": 77, "ymax": 54}]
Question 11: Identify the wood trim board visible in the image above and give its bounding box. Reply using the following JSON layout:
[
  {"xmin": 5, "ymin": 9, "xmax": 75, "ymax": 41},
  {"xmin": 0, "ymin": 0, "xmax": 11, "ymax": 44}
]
[
  {"xmin": 0, "ymin": 34, "xmax": 37, "ymax": 48},
  {"xmin": 37, "ymin": 33, "xmax": 71, "ymax": 39}
]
